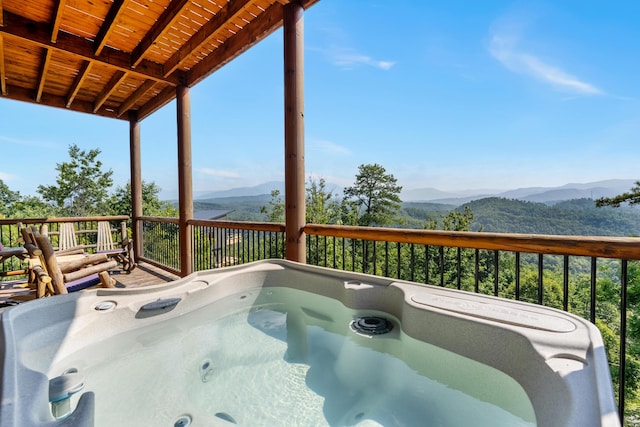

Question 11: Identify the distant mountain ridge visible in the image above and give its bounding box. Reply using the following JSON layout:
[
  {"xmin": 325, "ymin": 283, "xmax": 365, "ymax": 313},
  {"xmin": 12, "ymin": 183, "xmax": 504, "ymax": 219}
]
[
  {"xmin": 194, "ymin": 179, "xmax": 637, "ymax": 205},
  {"xmin": 196, "ymin": 181, "xmax": 284, "ymax": 199}
]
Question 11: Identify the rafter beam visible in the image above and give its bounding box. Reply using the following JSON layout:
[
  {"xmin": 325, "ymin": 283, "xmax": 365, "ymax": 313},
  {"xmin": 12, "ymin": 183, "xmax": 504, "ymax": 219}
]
[
  {"xmin": 1, "ymin": 84, "xmax": 122, "ymax": 119},
  {"xmin": 136, "ymin": 85, "xmax": 174, "ymax": 121},
  {"xmin": 94, "ymin": 0, "xmax": 128, "ymax": 56},
  {"xmin": 35, "ymin": 48, "xmax": 52, "ymax": 102},
  {"xmin": 0, "ymin": 34, "xmax": 6, "ymax": 95},
  {"xmin": 164, "ymin": 0, "xmax": 253, "ymax": 77},
  {"xmin": 117, "ymin": 79, "xmax": 156, "ymax": 117},
  {"xmin": 0, "ymin": 11, "xmax": 181, "ymax": 86},
  {"xmin": 131, "ymin": 0, "xmax": 190, "ymax": 68},
  {"xmin": 187, "ymin": 2, "xmax": 283, "ymax": 86},
  {"xmin": 51, "ymin": 0, "xmax": 67, "ymax": 43},
  {"xmin": 66, "ymin": 60, "xmax": 91, "ymax": 107},
  {"xmin": 93, "ymin": 70, "xmax": 127, "ymax": 113},
  {"xmin": 0, "ymin": 0, "xmax": 4, "ymax": 27}
]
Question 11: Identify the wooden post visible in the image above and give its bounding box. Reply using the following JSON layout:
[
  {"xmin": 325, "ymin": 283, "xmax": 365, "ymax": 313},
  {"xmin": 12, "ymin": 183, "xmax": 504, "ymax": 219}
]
[
  {"xmin": 129, "ymin": 111, "xmax": 143, "ymax": 261},
  {"xmin": 177, "ymin": 85, "xmax": 193, "ymax": 276},
  {"xmin": 283, "ymin": 1, "xmax": 306, "ymax": 263}
]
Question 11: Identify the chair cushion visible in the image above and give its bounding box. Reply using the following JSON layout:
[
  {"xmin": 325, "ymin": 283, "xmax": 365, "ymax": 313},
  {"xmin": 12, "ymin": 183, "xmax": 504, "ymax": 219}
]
[{"xmin": 65, "ymin": 273, "xmax": 101, "ymax": 292}]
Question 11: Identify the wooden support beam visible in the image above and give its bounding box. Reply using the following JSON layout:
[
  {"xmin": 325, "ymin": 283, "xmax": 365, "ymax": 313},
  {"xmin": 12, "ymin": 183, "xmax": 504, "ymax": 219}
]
[
  {"xmin": 131, "ymin": 0, "xmax": 190, "ymax": 68},
  {"xmin": 0, "ymin": 34, "xmax": 6, "ymax": 95},
  {"xmin": 129, "ymin": 111, "xmax": 143, "ymax": 261},
  {"xmin": 93, "ymin": 70, "xmax": 127, "ymax": 113},
  {"xmin": 187, "ymin": 2, "xmax": 283, "ymax": 86},
  {"xmin": 51, "ymin": 0, "xmax": 67, "ymax": 43},
  {"xmin": 176, "ymin": 85, "xmax": 193, "ymax": 277},
  {"xmin": 117, "ymin": 79, "xmax": 155, "ymax": 117},
  {"xmin": 136, "ymin": 85, "xmax": 174, "ymax": 121},
  {"xmin": 94, "ymin": 0, "xmax": 128, "ymax": 56},
  {"xmin": 35, "ymin": 48, "xmax": 52, "ymax": 102},
  {"xmin": 0, "ymin": 0, "xmax": 3, "ymax": 27},
  {"xmin": 0, "ymin": 11, "xmax": 181, "ymax": 86},
  {"xmin": 283, "ymin": 2, "xmax": 305, "ymax": 262},
  {"xmin": 164, "ymin": 0, "xmax": 253, "ymax": 77},
  {"xmin": 65, "ymin": 60, "xmax": 91, "ymax": 107}
]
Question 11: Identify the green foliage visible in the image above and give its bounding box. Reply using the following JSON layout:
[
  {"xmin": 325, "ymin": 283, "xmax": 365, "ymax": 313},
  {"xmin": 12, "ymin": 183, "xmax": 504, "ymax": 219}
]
[
  {"xmin": 260, "ymin": 189, "xmax": 285, "ymax": 222},
  {"xmin": 0, "ymin": 180, "xmax": 21, "ymax": 217},
  {"xmin": 2, "ymin": 146, "xmax": 172, "ymax": 219},
  {"xmin": 344, "ymin": 163, "xmax": 402, "ymax": 226},
  {"xmin": 462, "ymin": 197, "xmax": 640, "ymax": 236},
  {"xmin": 1, "ymin": 180, "xmax": 55, "ymax": 218},
  {"xmin": 260, "ymin": 178, "xmax": 350, "ymax": 225},
  {"xmin": 7, "ymin": 196, "xmax": 55, "ymax": 218},
  {"xmin": 109, "ymin": 181, "xmax": 177, "ymax": 217},
  {"xmin": 37, "ymin": 144, "xmax": 113, "ymax": 216},
  {"xmin": 306, "ymin": 178, "xmax": 343, "ymax": 224}
]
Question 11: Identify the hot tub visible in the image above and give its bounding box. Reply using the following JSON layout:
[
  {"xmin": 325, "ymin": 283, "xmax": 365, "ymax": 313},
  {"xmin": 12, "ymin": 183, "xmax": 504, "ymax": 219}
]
[{"xmin": 0, "ymin": 260, "xmax": 619, "ymax": 426}]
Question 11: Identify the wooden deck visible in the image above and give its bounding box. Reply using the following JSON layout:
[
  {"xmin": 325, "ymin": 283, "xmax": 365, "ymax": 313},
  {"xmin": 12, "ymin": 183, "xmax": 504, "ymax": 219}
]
[{"xmin": 0, "ymin": 262, "xmax": 180, "ymax": 307}]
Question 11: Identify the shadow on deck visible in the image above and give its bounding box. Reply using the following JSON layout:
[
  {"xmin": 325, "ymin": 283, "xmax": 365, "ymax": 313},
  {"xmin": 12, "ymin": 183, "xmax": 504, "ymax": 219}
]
[{"xmin": 0, "ymin": 262, "xmax": 180, "ymax": 307}]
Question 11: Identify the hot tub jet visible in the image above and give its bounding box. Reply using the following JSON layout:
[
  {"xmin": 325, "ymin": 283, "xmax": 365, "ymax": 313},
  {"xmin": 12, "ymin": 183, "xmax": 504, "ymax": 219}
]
[{"xmin": 350, "ymin": 316, "xmax": 394, "ymax": 336}]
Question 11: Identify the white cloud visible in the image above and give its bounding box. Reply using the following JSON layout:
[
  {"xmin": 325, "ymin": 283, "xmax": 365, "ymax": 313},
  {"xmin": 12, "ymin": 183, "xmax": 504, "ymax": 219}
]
[
  {"xmin": 488, "ymin": 23, "xmax": 602, "ymax": 95},
  {"xmin": 0, "ymin": 172, "xmax": 18, "ymax": 181},
  {"xmin": 322, "ymin": 47, "xmax": 395, "ymax": 71},
  {"xmin": 309, "ymin": 139, "xmax": 352, "ymax": 155},
  {"xmin": 0, "ymin": 135, "xmax": 56, "ymax": 148},
  {"xmin": 199, "ymin": 168, "xmax": 241, "ymax": 178}
]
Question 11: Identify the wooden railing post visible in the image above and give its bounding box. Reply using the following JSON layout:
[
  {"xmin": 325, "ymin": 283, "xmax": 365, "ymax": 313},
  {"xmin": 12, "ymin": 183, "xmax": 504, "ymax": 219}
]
[
  {"xmin": 283, "ymin": 1, "xmax": 306, "ymax": 263},
  {"xmin": 129, "ymin": 110, "xmax": 143, "ymax": 261},
  {"xmin": 177, "ymin": 85, "xmax": 193, "ymax": 276}
]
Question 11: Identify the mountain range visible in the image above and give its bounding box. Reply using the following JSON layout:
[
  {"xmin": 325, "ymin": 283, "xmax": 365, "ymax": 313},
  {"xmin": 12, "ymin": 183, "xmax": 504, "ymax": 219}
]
[{"xmin": 196, "ymin": 179, "xmax": 637, "ymax": 205}]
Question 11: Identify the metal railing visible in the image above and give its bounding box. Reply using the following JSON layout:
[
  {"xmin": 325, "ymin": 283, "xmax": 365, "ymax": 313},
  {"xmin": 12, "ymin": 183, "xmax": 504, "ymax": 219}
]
[
  {"xmin": 138, "ymin": 217, "xmax": 286, "ymax": 275},
  {"xmin": 190, "ymin": 219, "xmax": 286, "ymax": 271},
  {"xmin": 139, "ymin": 216, "xmax": 181, "ymax": 274}
]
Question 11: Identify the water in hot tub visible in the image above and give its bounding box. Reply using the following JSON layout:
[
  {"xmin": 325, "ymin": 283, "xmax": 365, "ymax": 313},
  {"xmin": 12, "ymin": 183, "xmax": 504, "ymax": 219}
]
[{"xmin": 49, "ymin": 287, "xmax": 536, "ymax": 426}]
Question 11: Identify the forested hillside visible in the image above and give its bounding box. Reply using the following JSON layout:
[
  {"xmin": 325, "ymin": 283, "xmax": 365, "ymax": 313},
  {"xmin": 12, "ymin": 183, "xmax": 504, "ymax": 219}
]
[
  {"xmin": 401, "ymin": 197, "xmax": 640, "ymax": 236},
  {"xmin": 462, "ymin": 197, "xmax": 640, "ymax": 236},
  {"xmin": 194, "ymin": 196, "xmax": 640, "ymax": 237}
]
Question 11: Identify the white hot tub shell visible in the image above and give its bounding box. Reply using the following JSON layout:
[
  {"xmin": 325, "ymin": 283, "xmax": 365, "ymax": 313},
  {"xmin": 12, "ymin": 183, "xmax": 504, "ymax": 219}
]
[{"xmin": 0, "ymin": 260, "xmax": 620, "ymax": 426}]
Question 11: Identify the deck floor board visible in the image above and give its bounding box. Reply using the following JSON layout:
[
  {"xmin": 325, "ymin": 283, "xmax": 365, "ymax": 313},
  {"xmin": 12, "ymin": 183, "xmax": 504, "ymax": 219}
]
[{"xmin": 0, "ymin": 262, "xmax": 180, "ymax": 306}]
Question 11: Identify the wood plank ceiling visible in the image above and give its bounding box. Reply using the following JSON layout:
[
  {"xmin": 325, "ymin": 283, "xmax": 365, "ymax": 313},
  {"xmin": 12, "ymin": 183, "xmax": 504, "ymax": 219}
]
[{"xmin": 0, "ymin": 0, "xmax": 317, "ymax": 120}]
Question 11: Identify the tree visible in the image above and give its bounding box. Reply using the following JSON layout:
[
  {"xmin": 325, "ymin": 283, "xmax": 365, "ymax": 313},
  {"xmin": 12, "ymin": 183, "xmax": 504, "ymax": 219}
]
[
  {"xmin": 306, "ymin": 178, "xmax": 343, "ymax": 224},
  {"xmin": 37, "ymin": 144, "xmax": 113, "ymax": 216},
  {"xmin": 343, "ymin": 163, "xmax": 402, "ymax": 226},
  {"xmin": 0, "ymin": 180, "xmax": 20, "ymax": 217},
  {"xmin": 109, "ymin": 181, "xmax": 177, "ymax": 217},
  {"xmin": 596, "ymin": 181, "xmax": 640, "ymax": 208},
  {"xmin": 8, "ymin": 196, "xmax": 55, "ymax": 218},
  {"xmin": 260, "ymin": 189, "xmax": 285, "ymax": 222}
]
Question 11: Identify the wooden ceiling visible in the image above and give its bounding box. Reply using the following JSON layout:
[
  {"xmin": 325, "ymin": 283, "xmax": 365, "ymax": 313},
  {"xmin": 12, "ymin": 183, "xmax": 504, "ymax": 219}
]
[{"xmin": 0, "ymin": 0, "xmax": 317, "ymax": 121}]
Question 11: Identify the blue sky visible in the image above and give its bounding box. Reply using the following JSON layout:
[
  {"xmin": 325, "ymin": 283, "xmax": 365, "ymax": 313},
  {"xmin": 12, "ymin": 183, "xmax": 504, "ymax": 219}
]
[{"xmin": 1, "ymin": 0, "xmax": 639, "ymax": 200}]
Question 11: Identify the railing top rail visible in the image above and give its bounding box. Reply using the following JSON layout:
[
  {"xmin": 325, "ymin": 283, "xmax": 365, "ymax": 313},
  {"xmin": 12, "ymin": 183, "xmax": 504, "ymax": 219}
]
[
  {"xmin": 305, "ymin": 224, "xmax": 640, "ymax": 260},
  {"xmin": 140, "ymin": 216, "xmax": 180, "ymax": 225},
  {"xmin": 0, "ymin": 215, "xmax": 130, "ymax": 225},
  {"xmin": 139, "ymin": 216, "xmax": 285, "ymax": 232},
  {"xmin": 189, "ymin": 219, "xmax": 285, "ymax": 232}
]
